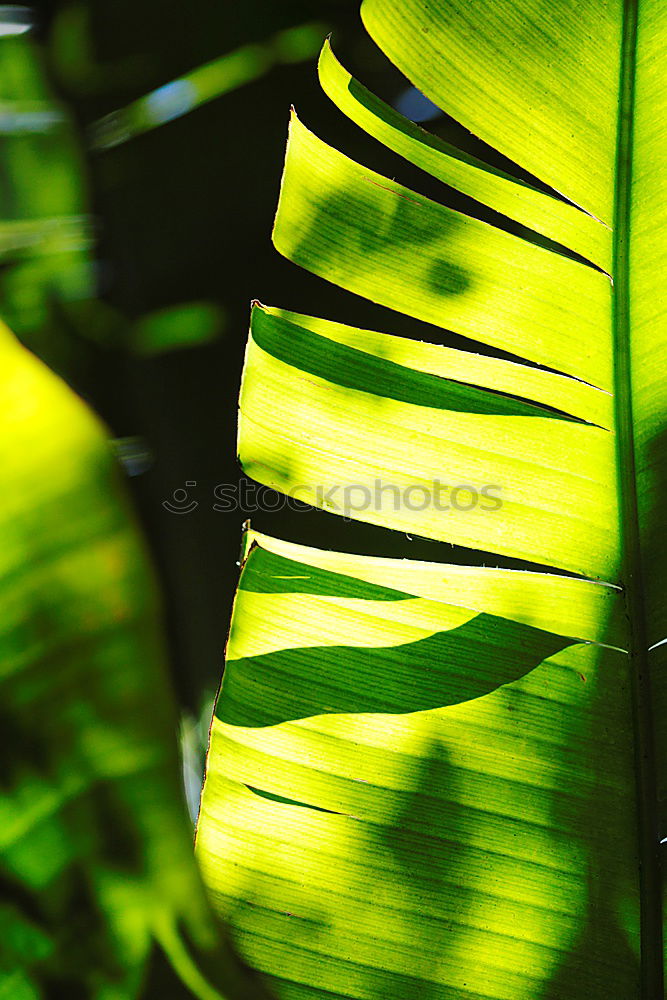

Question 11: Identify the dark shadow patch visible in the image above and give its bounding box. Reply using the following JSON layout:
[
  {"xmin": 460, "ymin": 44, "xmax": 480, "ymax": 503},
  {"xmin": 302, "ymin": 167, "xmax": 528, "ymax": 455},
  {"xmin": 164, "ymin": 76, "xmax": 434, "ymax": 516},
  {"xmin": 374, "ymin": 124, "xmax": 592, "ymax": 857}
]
[{"xmin": 218, "ymin": 613, "xmax": 573, "ymax": 727}]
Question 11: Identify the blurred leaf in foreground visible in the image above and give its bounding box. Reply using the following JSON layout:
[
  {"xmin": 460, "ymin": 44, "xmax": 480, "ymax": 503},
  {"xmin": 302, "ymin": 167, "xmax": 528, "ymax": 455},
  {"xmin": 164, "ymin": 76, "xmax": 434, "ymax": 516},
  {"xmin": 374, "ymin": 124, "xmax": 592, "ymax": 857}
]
[{"xmin": 0, "ymin": 322, "xmax": 267, "ymax": 999}]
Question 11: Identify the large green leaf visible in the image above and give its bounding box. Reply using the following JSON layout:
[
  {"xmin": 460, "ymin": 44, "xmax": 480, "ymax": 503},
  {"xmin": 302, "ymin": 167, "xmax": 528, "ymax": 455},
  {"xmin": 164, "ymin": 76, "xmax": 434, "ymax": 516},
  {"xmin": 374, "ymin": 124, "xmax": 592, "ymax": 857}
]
[{"xmin": 197, "ymin": 2, "xmax": 667, "ymax": 998}]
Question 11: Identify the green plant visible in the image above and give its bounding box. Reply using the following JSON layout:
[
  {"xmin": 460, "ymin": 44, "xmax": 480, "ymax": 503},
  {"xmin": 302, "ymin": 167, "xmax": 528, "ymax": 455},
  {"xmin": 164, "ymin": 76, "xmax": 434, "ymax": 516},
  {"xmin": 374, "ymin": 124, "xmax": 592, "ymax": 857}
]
[
  {"xmin": 5, "ymin": 0, "xmax": 667, "ymax": 997},
  {"xmin": 195, "ymin": 1, "xmax": 667, "ymax": 998}
]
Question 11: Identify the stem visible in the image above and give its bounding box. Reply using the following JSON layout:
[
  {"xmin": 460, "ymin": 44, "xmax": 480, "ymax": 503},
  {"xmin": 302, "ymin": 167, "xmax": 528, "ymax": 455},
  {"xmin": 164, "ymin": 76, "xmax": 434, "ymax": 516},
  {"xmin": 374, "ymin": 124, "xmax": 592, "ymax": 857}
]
[{"xmin": 612, "ymin": 1, "xmax": 663, "ymax": 993}]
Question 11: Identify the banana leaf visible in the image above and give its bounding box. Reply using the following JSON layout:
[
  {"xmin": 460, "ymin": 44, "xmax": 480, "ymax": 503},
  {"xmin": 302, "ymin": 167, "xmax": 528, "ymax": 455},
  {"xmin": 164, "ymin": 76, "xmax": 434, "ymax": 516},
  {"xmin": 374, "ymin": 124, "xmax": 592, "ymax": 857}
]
[{"xmin": 197, "ymin": 2, "xmax": 667, "ymax": 998}]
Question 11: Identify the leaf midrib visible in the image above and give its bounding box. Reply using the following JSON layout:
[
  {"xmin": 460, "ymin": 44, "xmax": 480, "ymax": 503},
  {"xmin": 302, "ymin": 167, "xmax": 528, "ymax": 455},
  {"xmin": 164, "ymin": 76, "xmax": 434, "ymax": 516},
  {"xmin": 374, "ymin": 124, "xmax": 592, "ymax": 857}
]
[{"xmin": 612, "ymin": 0, "xmax": 662, "ymax": 994}]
